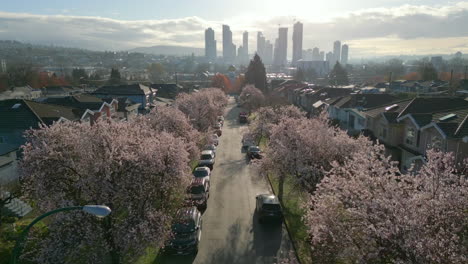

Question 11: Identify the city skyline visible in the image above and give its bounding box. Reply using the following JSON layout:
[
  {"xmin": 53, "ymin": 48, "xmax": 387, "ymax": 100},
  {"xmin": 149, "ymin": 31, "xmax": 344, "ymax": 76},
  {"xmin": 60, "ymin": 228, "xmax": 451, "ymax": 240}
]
[{"xmin": 1, "ymin": 1, "xmax": 468, "ymax": 57}]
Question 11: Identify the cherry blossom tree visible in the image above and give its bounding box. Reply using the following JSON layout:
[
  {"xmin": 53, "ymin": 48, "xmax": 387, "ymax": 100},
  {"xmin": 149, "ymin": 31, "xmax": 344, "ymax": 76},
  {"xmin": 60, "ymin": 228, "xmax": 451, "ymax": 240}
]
[
  {"xmin": 260, "ymin": 115, "xmax": 364, "ymax": 200},
  {"xmin": 140, "ymin": 105, "xmax": 200, "ymax": 161},
  {"xmin": 239, "ymin": 85, "xmax": 265, "ymax": 111},
  {"xmin": 305, "ymin": 146, "xmax": 468, "ymax": 263},
  {"xmin": 175, "ymin": 88, "xmax": 228, "ymax": 132},
  {"xmin": 245, "ymin": 105, "xmax": 305, "ymax": 144},
  {"xmin": 20, "ymin": 120, "xmax": 192, "ymax": 264}
]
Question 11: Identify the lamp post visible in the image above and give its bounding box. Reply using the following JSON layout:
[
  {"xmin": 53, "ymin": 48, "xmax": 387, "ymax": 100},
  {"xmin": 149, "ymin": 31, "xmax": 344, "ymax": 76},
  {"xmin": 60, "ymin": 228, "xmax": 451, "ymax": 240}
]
[{"xmin": 11, "ymin": 205, "xmax": 111, "ymax": 264}]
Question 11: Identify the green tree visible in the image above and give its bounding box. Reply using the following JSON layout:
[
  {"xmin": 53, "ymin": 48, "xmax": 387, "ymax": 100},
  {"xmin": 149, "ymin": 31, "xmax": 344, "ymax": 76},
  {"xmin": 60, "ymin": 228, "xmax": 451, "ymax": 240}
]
[
  {"xmin": 71, "ymin": 68, "xmax": 88, "ymax": 85},
  {"xmin": 245, "ymin": 54, "xmax": 267, "ymax": 93},
  {"xmin": 108, "ymin": 68, "xmax": 121, "ymax": 85},
  {"xmin": 418, "ymin": 63, "xmax": 438, "ymax": 81},
  {"xmin": 295, "ymin": 68, "xmax": 305, "ymax": 82},
  {"xmin": 329, "ymin": 62, "xmax": 349, "ymax": 86},
  {"xmin": 147, "ymin": 63, "xmax": 166, "ymax": 83},
  {"xmin": 305, "ymin": 68, "xmax": 317, "ymax": 82}
]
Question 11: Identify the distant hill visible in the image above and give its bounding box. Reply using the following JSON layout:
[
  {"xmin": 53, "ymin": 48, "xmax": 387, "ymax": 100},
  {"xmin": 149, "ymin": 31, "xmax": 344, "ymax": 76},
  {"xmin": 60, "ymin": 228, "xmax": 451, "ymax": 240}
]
[{"xmin": 129, "ymin": 45, "xmax": 204, "ymax": 56}]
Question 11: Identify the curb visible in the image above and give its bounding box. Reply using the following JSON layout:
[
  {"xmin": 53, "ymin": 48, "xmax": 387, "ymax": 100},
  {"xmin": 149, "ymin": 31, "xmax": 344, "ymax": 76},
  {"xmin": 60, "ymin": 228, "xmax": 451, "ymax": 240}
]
[{"xmin": 265, "ymin": 173, "xmax": 302, "ymax": 264}]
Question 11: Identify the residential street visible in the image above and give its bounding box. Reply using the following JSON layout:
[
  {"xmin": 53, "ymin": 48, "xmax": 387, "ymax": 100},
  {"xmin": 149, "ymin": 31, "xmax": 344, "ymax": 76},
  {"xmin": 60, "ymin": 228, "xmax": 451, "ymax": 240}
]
[{"xmin": 160, "ymin": 97, "xmax": 294, "ymax": 264}]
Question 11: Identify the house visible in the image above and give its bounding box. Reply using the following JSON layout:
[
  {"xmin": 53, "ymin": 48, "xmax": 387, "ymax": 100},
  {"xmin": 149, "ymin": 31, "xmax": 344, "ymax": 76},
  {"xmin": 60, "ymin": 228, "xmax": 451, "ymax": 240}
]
[
  {"xmin": 41, "ymin": 86, "xmax": 81, "ymax": 97},
  {"xmin": 0, "ymin": 85, "xmax": 42, "ymax": 101},
  {"xmin": 40, "ymin": 94, "xmax": 120, "ymax": 123},
  {"xmin": 103, "ymin": 97, "xmax": 140, "ymax": 120},
  {"xmin": 150, "ymin": 83, "xmax": 182, "ymax": 99},
  {"xmin": 364, "ymin": 97, "xmax": 468, "ymax": 171},
  {"xmin": 328, "ymin": 94, "xmax": 399, "ymax": 134},
  {"xmin": 0, "ymin": 99, "xmax": 82, "ymax": 150},
  {"xmin": 93, "ymin": 84, "xmax": 155, "ymax": 112},
  {"xmin": 300, "ymin": 87, "xmax": 354, "ymax": 115}
]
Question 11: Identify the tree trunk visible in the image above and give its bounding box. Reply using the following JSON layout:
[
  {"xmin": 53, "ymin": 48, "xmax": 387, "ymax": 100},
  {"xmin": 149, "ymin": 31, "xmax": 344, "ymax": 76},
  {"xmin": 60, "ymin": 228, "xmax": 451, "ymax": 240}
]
[
  {"xmin": 278, "ymin": 175, "xmax": 285, "ymax": 202},
  {"xmin": 103, "ymin": 216, "xmax": 120, "ymax": 264}
]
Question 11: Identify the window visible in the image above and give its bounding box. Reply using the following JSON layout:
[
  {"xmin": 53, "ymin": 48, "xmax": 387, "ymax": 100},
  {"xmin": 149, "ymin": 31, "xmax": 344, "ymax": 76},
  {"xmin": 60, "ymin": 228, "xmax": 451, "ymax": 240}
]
[
  {"xmin": 405, "ymin": 127, "xmax": 416, "ymax": 145},
  {"xmin": 430, "ymin": 136, "xmax": 442, "ymax": 150},
  {"xmin": 379, "ymin": 127, "xmax": 388, "ymax": 139}
]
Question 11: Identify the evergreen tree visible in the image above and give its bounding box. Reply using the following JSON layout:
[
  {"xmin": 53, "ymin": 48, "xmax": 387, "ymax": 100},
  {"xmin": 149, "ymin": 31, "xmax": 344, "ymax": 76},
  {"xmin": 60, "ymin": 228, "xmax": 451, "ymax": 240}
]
[
  {"xmin": 245, "ymin": 54, "xmax": 267, "ymax": 93},
  {"xmin": 71, "ymin": 68, "xmax": 88, "ymax": 84},
  {"xmin": 108, "ymin": 68, "xmax": 121, "ymax": 85},
  {"xmin": 329, "ymin": 62, "xmax": 349, "ymax": 86},
  {"xmin": 294, "ymin": 68, "xmax": 305, "ymax": 82},
  {"xmin": 418, "ymin": 63, "xmax": 438, "ymax": 81}
]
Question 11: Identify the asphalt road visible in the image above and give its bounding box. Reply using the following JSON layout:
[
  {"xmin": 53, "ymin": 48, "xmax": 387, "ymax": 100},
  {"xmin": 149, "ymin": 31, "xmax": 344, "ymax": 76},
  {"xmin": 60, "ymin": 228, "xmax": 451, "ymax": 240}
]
[{"xmin": 159, "ymin": 97, "xmax": 294, "ymax": 264}]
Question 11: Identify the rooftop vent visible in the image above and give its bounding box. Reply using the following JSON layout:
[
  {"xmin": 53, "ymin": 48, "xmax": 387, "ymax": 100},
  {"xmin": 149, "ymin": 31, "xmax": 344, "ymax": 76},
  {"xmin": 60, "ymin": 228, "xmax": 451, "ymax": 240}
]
[
  {"xmin": 385, "ymin": 104, "xmax": 398, "ymax": 111},
  {"xmin": 11, "ymin": 103, "xmax": 21, "ymax": 109},
  {"xmin": 439, "ymin": 113, "xmax": 457, "ymax": 121}
]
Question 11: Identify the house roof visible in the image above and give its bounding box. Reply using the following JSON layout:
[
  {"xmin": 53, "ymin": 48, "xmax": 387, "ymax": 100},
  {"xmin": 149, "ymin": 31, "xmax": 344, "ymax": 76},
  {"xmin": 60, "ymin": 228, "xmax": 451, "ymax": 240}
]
[
  {"xmin": 331, "ymin": 94, "xmax": 398, "ymax": 109},
  {"xmin": 425, "ymin": 108, "xmax": 468, "ymax": 138},
  {"xmin": 93, "ymin": 84, "xmax": 151, "ymax": 96},
  {"xmin": 363, "ymin": 99, "xmax": 413, "ymax": 119},
  {"xmin": 0, "ymin": 99, "xmax": 42, "ymax": 130},
  {"xmin": 41, "ymin": 94, "xmax": 104, "ymax": 110},
  {"xmin": 23, "ymin": 100, "xmax": 82, "ymax": 125},
  {"xmin": 398, "ymin": 97, "xmax": 468, "ymax": 118}
]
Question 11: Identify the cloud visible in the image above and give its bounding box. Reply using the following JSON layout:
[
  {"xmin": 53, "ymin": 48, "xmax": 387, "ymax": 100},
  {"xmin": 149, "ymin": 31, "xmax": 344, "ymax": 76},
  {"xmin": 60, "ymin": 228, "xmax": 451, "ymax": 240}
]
[{"xmin": 1, "ymin": 1, "xmax": 468, "ymax": 57}]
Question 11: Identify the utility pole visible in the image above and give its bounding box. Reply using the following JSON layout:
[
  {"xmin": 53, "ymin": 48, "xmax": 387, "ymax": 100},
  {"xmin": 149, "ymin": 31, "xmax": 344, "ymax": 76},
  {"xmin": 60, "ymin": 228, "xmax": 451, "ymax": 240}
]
[{"xmin": 449, "ymin": 69, "xmax": 454, "ymax": 96}]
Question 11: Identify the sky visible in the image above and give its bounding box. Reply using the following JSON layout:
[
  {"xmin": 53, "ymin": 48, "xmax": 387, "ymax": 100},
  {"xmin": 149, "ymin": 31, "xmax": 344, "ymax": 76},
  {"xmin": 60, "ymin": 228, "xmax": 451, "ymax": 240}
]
[{"xmin": 0, "ymin": 0, "xmax": 467, "ymax": 58}]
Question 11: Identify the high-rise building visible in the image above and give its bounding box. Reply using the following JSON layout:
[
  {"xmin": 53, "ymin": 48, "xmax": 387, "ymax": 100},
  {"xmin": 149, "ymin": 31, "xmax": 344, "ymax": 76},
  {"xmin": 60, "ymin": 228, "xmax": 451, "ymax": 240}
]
[
  {"xmin": 303, "ymin": 49, "xmax": 313, "ymax": 60},
  {"xmin": 243, "ymin": 31, "xmax": 248, "ymax": 57},
  {"xmin": 312, "ymin": 47, "xmax": 320, "ymax": 61},
  {"xmin": 223, "ymin": 25, "xmax": 235, "ymax": 63},
  {"xmin": 273, "ymin": 27, "xmax": 288, "ymax": 67},
  {"xmin": 264, "ymin": 40, "xmax": 273, "ymax": 65},
  {"xmin": 205, "ymin": 28, "xmax": 217, "ymax": 62},
  {"xmin": 292, "ymin": 22, "xmax": 303, "ymax": 65},
  {"xmin": 0, "ymin": 59, "xmax": 6, "ymax": 73},
  {"xmin": 257, "ymin": 32, "xmax": 266, "ymax": 58},
  {"xmin": 341, "ymin": 44, "xmax": 349, "ymax": 65},
  {"xmin": 319, "ymin": 51, "xmax": 325, "ymax": 61},
  {"xmin": 326, "ymin": 52, "xmax": 333, "ymax": 64},
  {"xmin": 333, "ymin": 40, "xmax": 341, "ymax": 64}
]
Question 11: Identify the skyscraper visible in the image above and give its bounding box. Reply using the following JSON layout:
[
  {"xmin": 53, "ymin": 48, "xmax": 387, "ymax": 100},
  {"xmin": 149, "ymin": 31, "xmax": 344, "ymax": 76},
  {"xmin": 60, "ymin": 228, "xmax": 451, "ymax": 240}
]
[
  {"xmin": 312, "ymin": 47, "xmax": 320, "ymax": 61},
  {"xmin": 205, "ymin": 28, "xmax": 217, "ymax": 62},
  {"xmin": 223, "ymin": 25, "xmax": 235, "ymax": 63},
  {"xmin": 326, "ymin": 52, "xmax": 333, "ymax": 64},
  {"xmin": 243, "ymin": 31, "xmax": 248, "ymax": 57},
  {"xmin": 341, "ymin": 44, "xmax": 349, "ymax": 65},
  {"xmin": 257, "ymin": 32, "xmax": 265, "ymax": 58},
  {"xmin": 264, "ymin": 40, "xmax": 273, "ymax": 65},
  {"xmin": 319, "ymin": 51, "xmax": 325, "ymax": 61},
  {"xmin": 333, "ymin": 40, "xmax": 341, "ymax": 64},
  {"xmin": 273, "ymin": 27, "xmax": 288, "ymax": 67},
  {"xmin": 292, "ymin": 22, "xmax": 303, "ymax": 65}
]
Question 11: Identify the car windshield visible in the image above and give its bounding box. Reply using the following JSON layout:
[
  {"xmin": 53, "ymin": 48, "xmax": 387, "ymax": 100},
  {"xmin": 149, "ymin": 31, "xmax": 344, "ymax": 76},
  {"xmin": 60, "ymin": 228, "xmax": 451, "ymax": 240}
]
[
  {"xmin": 193, "ymin": 170, "xmax": 208, "ymax": 177},
  {"xmin": 201, "ymin": 154, "xmax": 212, "ymax": 160},
  {"xmin": 172, "ymin": 220, "xmax": 195, "ymax": 233},
  {"xmin": 263, "ymin": 204, "xmax": 281, "ymax": 211},
  {"xmin": 250, "ymin": 147, "xmax": 260, "ymax": 152},
  {"xmin": 191, "ymin": 185, "xmax": 205, "ymax": 194},
  {"xmin": 204, "ymin": 145, "xmax": 215, "ymax": 150}
]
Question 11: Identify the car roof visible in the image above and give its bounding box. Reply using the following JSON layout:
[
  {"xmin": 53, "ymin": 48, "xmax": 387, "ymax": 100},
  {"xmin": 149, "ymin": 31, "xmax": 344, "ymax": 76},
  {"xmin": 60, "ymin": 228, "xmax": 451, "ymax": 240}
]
[
  {"xmin": 258, "ymin": 194, "xmax": 280, "ymax": 204},
  {"xmin": 194, "ymin": 166, "xmax": 210, "ymax": 172},
  {"xmin": 248, "ymin": 145, "xmax": 260, "ymax": 149},
  {"xmin": 175, "ymin": 206, "xmax": 198, "ymax": 220},
  {"xmin": 201, "ymin": 150, "xmax": 214, "ymax": 155}
]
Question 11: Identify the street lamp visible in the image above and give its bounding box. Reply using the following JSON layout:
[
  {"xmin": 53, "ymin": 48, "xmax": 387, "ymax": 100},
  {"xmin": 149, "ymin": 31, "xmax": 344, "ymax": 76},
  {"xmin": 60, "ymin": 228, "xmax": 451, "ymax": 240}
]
[{"xmin": 11, "ymin": 205, "xmax": 111, "ymax": 264}]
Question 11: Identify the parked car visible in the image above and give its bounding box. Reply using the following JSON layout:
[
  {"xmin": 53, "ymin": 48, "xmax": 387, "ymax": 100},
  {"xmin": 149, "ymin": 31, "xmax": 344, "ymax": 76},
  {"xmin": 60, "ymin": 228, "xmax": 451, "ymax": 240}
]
[
  {"xmin": 213, "ymin": 124, "xmax": 222, "ymax": 136},
  {"xmin": 193, "ymin": 166, "xmax": 211, "ymax": 183},
  {"xmin": 239, "ymin": 112, "xmax": 248, "ymax": 124},
  {"xmin": 202, "ymin": 144, "xmax": 217, "ymax": 155},
  {"xmin": 247, "ymin": 145, "xmax": 263, "ymax": 159},
  {"xmin": 198, "ymin": 150, "xmax": 215, "ymax": 170},
  {"xmin": 217, "ymin": 116, "xmax": 224, "ymax": 125},
  {"xmin": 210, "ymin": 134, "xmax": 219, "ymax": 146},
  {"xmin": 164, "ymin": 207, "xmax": 202, "ymax": 255},
  {"xmin": 242, "ymin": 137, "xmax": 255, "ymax": 152},
  {"xmin": 187, "ymin": 177, "xmax": 210, "ymax": 209},
  {"xmin": 255, "ymin": 194, "xmax": 283, "ymax": 223}
]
